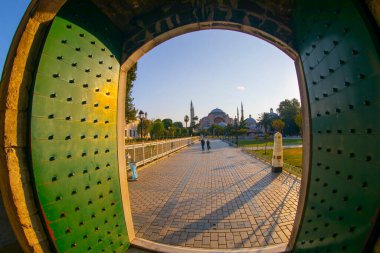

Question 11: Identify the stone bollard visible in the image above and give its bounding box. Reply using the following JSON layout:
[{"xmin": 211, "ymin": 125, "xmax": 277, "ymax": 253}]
[{"xmin": 272, "ymin": 132, "xmax": 283, "ymax": 173}]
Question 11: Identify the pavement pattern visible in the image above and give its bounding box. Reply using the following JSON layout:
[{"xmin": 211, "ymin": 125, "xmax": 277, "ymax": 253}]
[{"xmin": 129, "ymin": 140, "xmax": 300, "ymax": 249}]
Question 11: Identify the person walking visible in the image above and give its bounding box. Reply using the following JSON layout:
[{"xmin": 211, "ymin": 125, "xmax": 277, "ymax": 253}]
[
  {"xmin": 206, "ymin": 138, "xmax": 211, "ymax": 151},
  {"xmin": 201, "ymin": 138, "xmax": 205, "ymax": 151}
]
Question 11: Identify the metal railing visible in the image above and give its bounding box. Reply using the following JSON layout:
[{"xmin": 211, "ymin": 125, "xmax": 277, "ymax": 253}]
[{"xmin": 125, "ymin": 137, "xmax": 197, "ymax": 167}]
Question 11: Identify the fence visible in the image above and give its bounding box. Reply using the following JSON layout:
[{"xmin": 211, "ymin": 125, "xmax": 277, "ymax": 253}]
[{"xmin": 125, "ymin": 137, "xmax": 197, "ymax": 167}]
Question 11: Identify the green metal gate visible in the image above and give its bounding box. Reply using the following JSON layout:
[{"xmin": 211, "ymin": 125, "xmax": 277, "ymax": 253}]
[
  {"xmin": 29, "ymin": 1, "xmax": 129, "ymax": 252},
  {"xmin": 293, "ymin": 1, "xmax": 380, "ymax": 252},
  {"xmin": 24, "ymin": 0, "xmax": 379, "ymax": 252}
]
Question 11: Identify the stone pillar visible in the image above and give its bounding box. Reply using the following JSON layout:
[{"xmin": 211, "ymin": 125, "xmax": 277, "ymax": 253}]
[{"xmin": 271, "ymin": 132, "xmax": 283, "ymax": 173}]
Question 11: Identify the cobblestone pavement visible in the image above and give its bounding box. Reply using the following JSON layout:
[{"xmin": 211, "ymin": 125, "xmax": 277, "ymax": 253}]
[{"xmin": 129, "ymin": 140, "xmax": 300, "ymax": 249}]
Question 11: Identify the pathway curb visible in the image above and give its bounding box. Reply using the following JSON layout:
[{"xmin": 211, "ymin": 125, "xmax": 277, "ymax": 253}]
[{"xmin": 132, "ymin": 238, "xmax": 289, "ymax": 253}]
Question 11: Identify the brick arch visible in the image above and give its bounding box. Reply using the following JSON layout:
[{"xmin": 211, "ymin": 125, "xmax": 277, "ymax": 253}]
[{"xmin": 0, "ymin": 0, "xmax": 379, "ymax": 252}]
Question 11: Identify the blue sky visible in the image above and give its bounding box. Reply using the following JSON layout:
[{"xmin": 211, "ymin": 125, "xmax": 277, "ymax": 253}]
[
  {"xmin": 133, "ymin": 30, "xmax": 300, "ymax": 123},
  {"xmin": 1, "ymin": 2, "xmax": 300, "ymax": 124},
  {"xmin": 0, "ymin": 1, "xmax": 30, "ymax": 75}
]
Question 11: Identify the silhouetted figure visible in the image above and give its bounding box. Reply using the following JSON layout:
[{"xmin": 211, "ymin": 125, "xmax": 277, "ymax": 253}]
[
  {"xmin": 201, "ymin": 138, "xmax": 205, "ymax": 151},
  {"xmin": 206, "ymin": 138, "xmax": 211, "ymax": 151}
]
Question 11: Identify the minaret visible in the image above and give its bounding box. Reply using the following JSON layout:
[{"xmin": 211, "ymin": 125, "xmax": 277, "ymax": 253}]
[
  {"xmin": 237, "ymin": 106, "xmax": 240, "ymax": 124},
  {"xmin": 241, "ymin": 101, "xmax": 244, "ymax": 122},
  {"xmin": 190, "ymin": 101, "xmax": 195, "ymax": 127}
]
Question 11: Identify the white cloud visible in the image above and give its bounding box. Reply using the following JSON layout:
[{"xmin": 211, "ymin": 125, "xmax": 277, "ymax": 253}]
[{"xmin": 236, "ymin": 86, "xmax": 246, "ymax": 91}]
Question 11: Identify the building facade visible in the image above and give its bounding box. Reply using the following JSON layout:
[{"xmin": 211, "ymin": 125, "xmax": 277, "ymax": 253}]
[
  {"xmin": 125, "ymin": 120, "xmax": 139, "ymax": 139},
  {"xmin": 199, "ymin": 108, "xmax": 233, "ymax": 129}
]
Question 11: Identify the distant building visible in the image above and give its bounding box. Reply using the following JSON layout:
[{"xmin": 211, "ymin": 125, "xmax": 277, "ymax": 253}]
[
  {"xmin": 125, "ymin": 120, "xmax": 139, "ymax": 139},
  {"xmin": 125, "ymin": 119, "xmax": 151, "ymax": 139},
  {"xmin": 199, "ymin": 108, "xmax": 233, "ymax": 129},
  {"xmin": 254, "ymin": 108, "xmax": 279, "ymax": 134},
  {"xmin": 268, "ymin": 108, "xmax": 279, "ymax": 120},
  {"xmin": 245, "ymin": 114, "xmax": 257, "ymax": 129},
  {"xmin": 244, "ymin": 114, "xmax": 261, "ymax": 135}
]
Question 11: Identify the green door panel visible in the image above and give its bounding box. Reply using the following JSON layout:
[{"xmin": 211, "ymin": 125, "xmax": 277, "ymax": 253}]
[
  {"xmin": 293, "ymin": 0, "xmax": 380, "ymax": 252},
  {"xmin": 30, "ymin": 1, "xmax": 129, "ymax": 252}
]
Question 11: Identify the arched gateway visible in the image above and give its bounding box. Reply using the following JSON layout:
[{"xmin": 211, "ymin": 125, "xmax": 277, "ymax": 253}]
[{"xmin": 0, "ymin": 0, "xmax": 379, "ymax": 252}]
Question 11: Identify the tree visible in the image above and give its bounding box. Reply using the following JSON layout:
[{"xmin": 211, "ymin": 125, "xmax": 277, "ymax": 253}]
[
  {"xmin": 125, "ymin": 63, "xmax": 138, "ymax": 123},
  {"xmin": 184, "ymin": 115, "xmax": 189, "ymax": 128},
  {"xmin": 238, "ymin": 128, "xmax": 248, "ymax": 135},
  {"xmin": 199, "ymin": 129, "xmax": 208, "ymax": 136},
  {"xmin": 239, "ymin": 119, "xmax": 247, "ymax": 129},
  {"xmin": 179, "ymin": 128, "xmax": 188, "ymax": 137},
  {"xmin": 162, "ymin": 118, "xmax": 173, "ymax": 129},
  {"xmin": 277, "ymin": 98, "xmax": 300, "ymax": 119},
  {"xmin": 173, "ymin": 127, "xmax": 183, "ymax": 137},
  {"xmin": 167, "ymin": 126, "xmax": 176, "ymax": 138},
  {"xmin": 272, "ymin": 119, "xmax": 285, "ymax": 133},
  {"xmin": 150, "ymin": 119, "xmax": 165, "ymax": 139},
  {"xmin": 277, "ymin": 98, "xmax": 301, "ymax": 135},
  {"xmin": 173, "ymin": 121, "xmax": 183, "ymax": 129},
  {"xmin": 295, "ymin": 109, "xmax": 303, "ymax": 136},
  {"xmin": 254, "ymin": 135, "xmax": 260, "ymax": 150},
  {"xmin": 137, "ymin": 119, "xmax": 152, "ymax": 138},
  {"xmin": 208, "ymin": 124, "xmax": 224, "ymax": 136},
  {"xmin": 258, "ymin": 113, "xmax": 272, "ymax": 134}
]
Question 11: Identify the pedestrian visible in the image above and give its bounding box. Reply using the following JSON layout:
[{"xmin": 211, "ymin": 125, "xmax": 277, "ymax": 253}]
[
  {"xmin": 201, "ymin": 138, "xmax": 205, "ymax": 151},
  {"xmin": 206, "ymin": 138, "xmax": 211, "ymax": 151}
]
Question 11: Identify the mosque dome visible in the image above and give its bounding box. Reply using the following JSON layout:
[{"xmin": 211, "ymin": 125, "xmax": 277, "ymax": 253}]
[
  {"xmin": 268, "ymin": 108, "xmax": 279, "ymax": 119},
  {"xmin": 209, "ymin": 108, "xmax": 225, "ymax": 115},
  {"xmin": 246, "ymin": 115, "xmax": 257, "ymax": 125}
]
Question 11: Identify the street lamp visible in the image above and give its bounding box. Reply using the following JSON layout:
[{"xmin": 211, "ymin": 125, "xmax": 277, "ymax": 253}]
[{"xmin": 138, "ymin": 110, "xmax": 145, "ymax": 139}]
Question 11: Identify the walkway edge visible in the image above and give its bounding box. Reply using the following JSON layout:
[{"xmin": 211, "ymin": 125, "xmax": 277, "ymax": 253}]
[{"xmin": 131, "ymin": 238, "xmax": 289, "ymax": 253}]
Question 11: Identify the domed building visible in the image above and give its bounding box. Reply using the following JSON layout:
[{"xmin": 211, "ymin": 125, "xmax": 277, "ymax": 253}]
[
  {"xmin": 245, "ymin": 114, "xmax": 257, "ymax": 127},
  {"xmin": 268, "ymin": 108, "xmax": 279, "ymax": 120},
  {"xmin": 199, "ymin": 108, "xmax": 233, "ymax": 129},
  {"xmin": 246, "ymin": 108, "xmax": 279, "ymax": 135},
  {"xmin": 244, "ymin": 114, "xmax": 261, "ymax": 135}
]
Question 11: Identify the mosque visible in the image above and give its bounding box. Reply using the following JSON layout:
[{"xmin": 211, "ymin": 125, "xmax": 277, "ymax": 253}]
[
  {"xmin": 199, "ymin": 108, "xmax": 234, "ymax": 129},
  {"xmin": 195, "ymin": 102, "xmax": 256, "ymax": 131}
]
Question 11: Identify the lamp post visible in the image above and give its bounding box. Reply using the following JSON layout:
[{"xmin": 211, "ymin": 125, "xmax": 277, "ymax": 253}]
[{"xmin": 138, "ymin": 110, "xmax": 145, "ymax": 139}]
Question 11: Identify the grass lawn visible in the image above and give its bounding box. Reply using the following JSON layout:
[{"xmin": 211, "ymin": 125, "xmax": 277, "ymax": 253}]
[
  {"xmin": 244, "ymin": 147, "xmax": 303, "ymax": 176},
  {"xmin": 238, "ymin": 138, "xmax": 302, "ymax": 147}
]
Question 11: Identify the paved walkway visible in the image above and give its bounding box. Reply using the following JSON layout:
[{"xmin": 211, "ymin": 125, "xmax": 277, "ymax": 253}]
[{"xmin": 129, "ymin": 140, "xmax": 300, "ymax": 250}]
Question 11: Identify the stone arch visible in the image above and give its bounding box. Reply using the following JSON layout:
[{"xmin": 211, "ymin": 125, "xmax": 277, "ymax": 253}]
[
  {"xmin": 213, "ymin": 117, "xmax": 225, "ymax": 124},
  {"xmin": 0, "ymin": 0, "xmax": 379, "ymax": 252}
]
